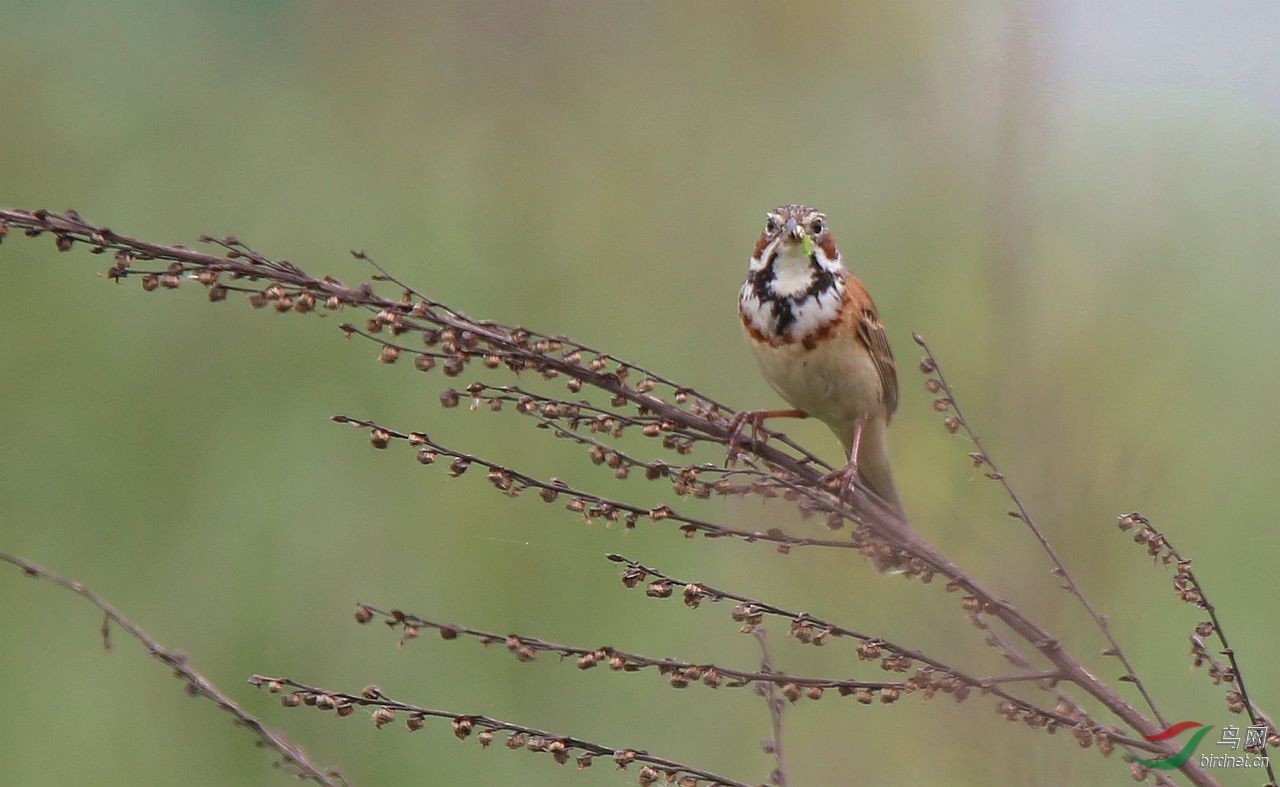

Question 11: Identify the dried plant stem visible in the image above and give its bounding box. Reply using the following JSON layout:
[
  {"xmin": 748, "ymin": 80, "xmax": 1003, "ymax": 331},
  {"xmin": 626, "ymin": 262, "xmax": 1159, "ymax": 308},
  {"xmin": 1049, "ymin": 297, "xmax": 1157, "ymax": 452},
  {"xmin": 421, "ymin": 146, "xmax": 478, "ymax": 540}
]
[
  {"xmin": 356, "ymin": 603, "xmax": 928, "ymax": 696},
  {"xmin": 332, "ymin": 414, "xmax": 860, "ymax": 551},
  {"xmin": 1120, "ymin": 513, "xmax": 1278, "ymax": 786},
  {"xmin": 606, "ymin": 555, "xmax": 1164, "ymax": 754},
  {"xmin": 914, "ymin": 333, "xmax": 1170, "ymax": 729},
  {"xmin": 249, "ymin": 676, "xmax": 757, "ymax": 787},
  {"xmin": 752, "ymin": 629, "xmax": 788, "ymax": 787},
  {"xmin": 0, "ymin": 208, "xmax": 1227, "ymax": 786},
  {"xmin": 0, "ymin": 550, "xmax": 342, "ymax": 786}
]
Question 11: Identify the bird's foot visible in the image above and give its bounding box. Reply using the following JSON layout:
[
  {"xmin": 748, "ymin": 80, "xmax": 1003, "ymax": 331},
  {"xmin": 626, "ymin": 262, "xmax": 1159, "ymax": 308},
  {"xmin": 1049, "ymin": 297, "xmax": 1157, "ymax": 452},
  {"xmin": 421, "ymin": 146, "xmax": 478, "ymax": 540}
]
[
  {"xmin": 819, "ymin": 460, "xmax": 861, "ymax": 503},
  {"xmin": 724, "ymin": 410, "xmax": 769, "ymax": 466},
  {"xmin": 723, "ymin": 409, "xmax": 807, "ymax": 467}
]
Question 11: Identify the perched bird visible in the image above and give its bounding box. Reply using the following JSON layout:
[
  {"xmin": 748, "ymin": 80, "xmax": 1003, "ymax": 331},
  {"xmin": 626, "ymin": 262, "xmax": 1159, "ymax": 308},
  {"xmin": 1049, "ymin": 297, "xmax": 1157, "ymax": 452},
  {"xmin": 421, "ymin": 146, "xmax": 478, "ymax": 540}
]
[{"xmin": 735, "ymin": 203, "xmax": 900, "ymax": 509}]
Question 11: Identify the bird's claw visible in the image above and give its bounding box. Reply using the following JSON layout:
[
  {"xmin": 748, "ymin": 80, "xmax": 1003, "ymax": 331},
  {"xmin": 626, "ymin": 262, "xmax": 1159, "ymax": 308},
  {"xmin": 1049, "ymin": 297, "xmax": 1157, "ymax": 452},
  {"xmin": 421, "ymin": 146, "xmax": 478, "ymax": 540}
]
[
  {"xmin": 819, "ymin": 462, "xmax": 861, "ymax": 503},
  {"xmin": 724, "ymin": 411, "xmax": 767, "ymax": 467}
]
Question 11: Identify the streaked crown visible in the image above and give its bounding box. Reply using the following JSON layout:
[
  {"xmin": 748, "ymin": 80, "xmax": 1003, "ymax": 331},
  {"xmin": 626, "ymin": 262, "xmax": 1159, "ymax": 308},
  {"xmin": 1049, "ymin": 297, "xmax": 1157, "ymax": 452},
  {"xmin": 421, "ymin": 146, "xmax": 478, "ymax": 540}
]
[{"xmin": 763, "ymin": 204, "xmax": 827, "ymax": 238}]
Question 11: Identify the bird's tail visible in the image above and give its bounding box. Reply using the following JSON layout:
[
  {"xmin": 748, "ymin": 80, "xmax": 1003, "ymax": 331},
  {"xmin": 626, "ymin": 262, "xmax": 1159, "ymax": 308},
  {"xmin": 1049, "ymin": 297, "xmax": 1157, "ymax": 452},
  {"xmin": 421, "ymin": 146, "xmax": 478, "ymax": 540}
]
[{"xmin": 837, "ymin": 417, "xmax": 907, "ymax": 573}]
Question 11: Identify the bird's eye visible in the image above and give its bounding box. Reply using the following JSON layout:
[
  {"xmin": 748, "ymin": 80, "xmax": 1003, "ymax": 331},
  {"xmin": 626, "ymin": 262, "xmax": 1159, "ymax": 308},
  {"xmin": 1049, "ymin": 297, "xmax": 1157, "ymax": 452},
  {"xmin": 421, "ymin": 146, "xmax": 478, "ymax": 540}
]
[
  {"xmin": 765, "ymin": 217, "xmax": 779, "ymax": 234},
  {"xmin": 810, "ymin": 219, "xmax": 824, "ymax": 235}
]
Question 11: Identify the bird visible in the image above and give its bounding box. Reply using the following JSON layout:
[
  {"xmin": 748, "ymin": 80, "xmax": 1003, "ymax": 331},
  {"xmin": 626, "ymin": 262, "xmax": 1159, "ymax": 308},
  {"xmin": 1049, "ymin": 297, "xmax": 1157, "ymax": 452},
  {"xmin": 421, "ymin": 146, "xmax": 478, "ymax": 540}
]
[{"xmin": 734, "ymin": 203, "xmax": 900, "ymax": 509}]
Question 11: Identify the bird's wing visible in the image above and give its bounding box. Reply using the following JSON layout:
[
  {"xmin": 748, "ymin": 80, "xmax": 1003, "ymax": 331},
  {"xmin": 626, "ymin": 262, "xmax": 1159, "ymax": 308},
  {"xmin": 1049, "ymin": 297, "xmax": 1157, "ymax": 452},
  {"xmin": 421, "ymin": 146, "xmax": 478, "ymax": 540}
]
[{"xmin": 846, "ymin": 277, "xmax": 899, "ymax": 420}]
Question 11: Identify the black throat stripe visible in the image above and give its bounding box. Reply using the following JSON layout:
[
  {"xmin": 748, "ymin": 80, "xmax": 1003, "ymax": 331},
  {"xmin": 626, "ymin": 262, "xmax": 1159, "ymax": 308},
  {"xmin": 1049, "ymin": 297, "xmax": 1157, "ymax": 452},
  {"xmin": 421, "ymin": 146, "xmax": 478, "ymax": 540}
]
[{"xmin": 748, "ymin": 252, "xmax": 841, "ymax": 337}]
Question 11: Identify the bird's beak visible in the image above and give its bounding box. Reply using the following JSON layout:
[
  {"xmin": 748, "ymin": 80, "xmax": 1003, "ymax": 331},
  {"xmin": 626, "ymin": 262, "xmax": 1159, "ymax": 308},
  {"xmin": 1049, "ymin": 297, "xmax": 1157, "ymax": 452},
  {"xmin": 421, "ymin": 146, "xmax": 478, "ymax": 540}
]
[{"xmin": 783, "ymin": 217, "xmax": 800, "ymax": 241}]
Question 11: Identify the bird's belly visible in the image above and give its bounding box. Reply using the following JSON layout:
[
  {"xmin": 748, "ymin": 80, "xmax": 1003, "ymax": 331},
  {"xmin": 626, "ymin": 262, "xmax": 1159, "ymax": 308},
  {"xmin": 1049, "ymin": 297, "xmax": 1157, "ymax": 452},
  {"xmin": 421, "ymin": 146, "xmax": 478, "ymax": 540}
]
[{"xmin": 748, "ymin": 334, "xmax": 883, "ymax": 438}]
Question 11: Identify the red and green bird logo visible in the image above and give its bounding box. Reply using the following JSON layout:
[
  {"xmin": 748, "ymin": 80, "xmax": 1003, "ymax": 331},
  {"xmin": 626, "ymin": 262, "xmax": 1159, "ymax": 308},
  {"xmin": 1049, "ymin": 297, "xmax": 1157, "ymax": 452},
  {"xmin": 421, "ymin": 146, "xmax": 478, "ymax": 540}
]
[{"xmin": 1136, "ymin": 721, "xmax": 1214, "ymax": 770}]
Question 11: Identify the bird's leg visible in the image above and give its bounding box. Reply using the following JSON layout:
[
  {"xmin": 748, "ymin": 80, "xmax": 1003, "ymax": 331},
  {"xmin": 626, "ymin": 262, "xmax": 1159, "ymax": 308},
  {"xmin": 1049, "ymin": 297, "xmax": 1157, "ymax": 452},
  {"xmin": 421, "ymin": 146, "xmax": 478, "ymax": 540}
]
[
  {"xmin": 724, "ymin": 408, "xmax": 807, "ymax": 465},
  {"xmin": 819, "ymin": 416, "xmax": 866, "ymax": 501}
]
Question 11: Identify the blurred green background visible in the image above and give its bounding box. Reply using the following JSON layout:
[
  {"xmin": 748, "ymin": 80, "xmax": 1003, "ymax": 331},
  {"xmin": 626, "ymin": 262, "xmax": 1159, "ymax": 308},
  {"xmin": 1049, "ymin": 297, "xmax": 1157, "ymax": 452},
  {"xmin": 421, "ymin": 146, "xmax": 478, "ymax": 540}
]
[{"xmin": 2, "ymin": 2, "xmax": 1276, "ymax": 785}]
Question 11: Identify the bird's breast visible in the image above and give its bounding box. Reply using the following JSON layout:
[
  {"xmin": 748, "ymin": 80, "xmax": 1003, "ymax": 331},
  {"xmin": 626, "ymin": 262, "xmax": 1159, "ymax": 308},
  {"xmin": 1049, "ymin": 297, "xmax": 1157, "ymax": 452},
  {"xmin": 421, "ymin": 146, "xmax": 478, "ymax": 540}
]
[{"xmin": 744, "ymin": 325, "xmax": 885, "ymax": 438}]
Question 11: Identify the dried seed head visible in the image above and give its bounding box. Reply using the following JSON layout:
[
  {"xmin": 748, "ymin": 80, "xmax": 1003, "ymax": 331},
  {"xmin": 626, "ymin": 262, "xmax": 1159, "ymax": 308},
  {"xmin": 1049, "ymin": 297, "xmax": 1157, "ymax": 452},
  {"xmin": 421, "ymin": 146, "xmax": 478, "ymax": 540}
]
[
  {"xmin": 370, "ymin": 429, "xmax": 391, "ymax": 449},
  {"xmin": 614, "ymin": 749, "xmax": 637, "ymax": 767},
  {"xmin": 857, "ymin": 641, "xmax": 884, "ymax": 661},
  {"xmin": 416, "ymin": 448, "xmax": 437, "ymax": 465},
  {"xmin": 452, "ymin": 716, "xmax": 475, "ymax": 739},
  {"xmin": 526, "ymin": 736, "xmax": 548, "ymax": 752},
  {"xmin": 646, "ymin": 580, "xmax": 673, "ymax": 599},
  {"xmin": 354, "ymin": 604, "xmax": 374, "ymax": 624},
  {"xmin": 548, "ymin": 739, "xmax": 569, "ymax": 764},
  {"xmin": 1225, "ymin": 690, "xmax": 1245, "ymax": 713},
  {"xmin": 372, "ymin": 707, "xmax": 395, "ymax": 728},
  {"xmin": 781, "ymin": 682, "xmax": 801, "ymax": 703},
  {"xmin": 406, "ymin": 713, "xmax": 425, "ymax": 731}
]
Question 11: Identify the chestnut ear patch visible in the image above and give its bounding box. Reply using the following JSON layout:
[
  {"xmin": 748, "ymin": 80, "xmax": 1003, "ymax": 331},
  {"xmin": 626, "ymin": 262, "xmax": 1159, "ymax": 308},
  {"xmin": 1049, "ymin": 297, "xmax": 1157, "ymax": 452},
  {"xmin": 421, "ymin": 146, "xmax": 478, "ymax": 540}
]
[
  {"xmin": 752, "ymin": 232, "xmax": 769, "ymax": 259},
  {"xmin": 819, "ymin": 232, "xmax": 838, "ymax": 260}
]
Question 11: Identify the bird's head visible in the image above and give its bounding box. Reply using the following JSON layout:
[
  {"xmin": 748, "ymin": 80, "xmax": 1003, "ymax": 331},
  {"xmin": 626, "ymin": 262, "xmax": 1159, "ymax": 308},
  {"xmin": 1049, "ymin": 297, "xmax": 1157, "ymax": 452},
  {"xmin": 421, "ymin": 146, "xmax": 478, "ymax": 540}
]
[{"xmin": 749, "ymin": 203, "xmax": 841, "ymax": 278}]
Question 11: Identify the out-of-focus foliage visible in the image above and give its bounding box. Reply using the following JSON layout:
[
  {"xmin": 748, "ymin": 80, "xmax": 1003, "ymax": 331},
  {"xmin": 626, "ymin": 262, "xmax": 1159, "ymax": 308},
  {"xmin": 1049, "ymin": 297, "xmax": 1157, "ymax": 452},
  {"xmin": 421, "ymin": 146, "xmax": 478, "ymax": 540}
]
[{"xmin": 1, "ymin": 2, "xmax": 1275, "ymax": 785}]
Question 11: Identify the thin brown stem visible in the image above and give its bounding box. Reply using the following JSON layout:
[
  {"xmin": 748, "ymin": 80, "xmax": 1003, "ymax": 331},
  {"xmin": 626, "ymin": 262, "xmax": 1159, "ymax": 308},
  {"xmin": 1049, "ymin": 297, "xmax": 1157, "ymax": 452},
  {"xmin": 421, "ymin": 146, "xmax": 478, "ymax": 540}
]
[
  {"xmin": 606, "ymin": 554, "xmax": 1162, "ymax": 754},
  {"xmin": 752, "ymin": 629, "xmax": 788, "ymax": 787},
  {"xmin": 331, "ymin": 413, "xmax": 862, "ymax": 551},
  {"xmin": 914, "ymin": 333, "xmax": 1170, "ymax": 730},
  {"xmin": 0, "ymin": 207, "xmax": 1225, "ymax": 786},
  {"xmin": 249, "ymin": 676, "xmax": 757, "ymax": 787},
  {"xmin": 0, "ymin": 550, "xmax": 343, "ymax": 786},
  {"xmin": 355, "ymin": 604, "xmax": 916, "ymax": 696},
  {"xmin": 1119, "ymin": 513, "xmax": 1278, "ymax": 785}
]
